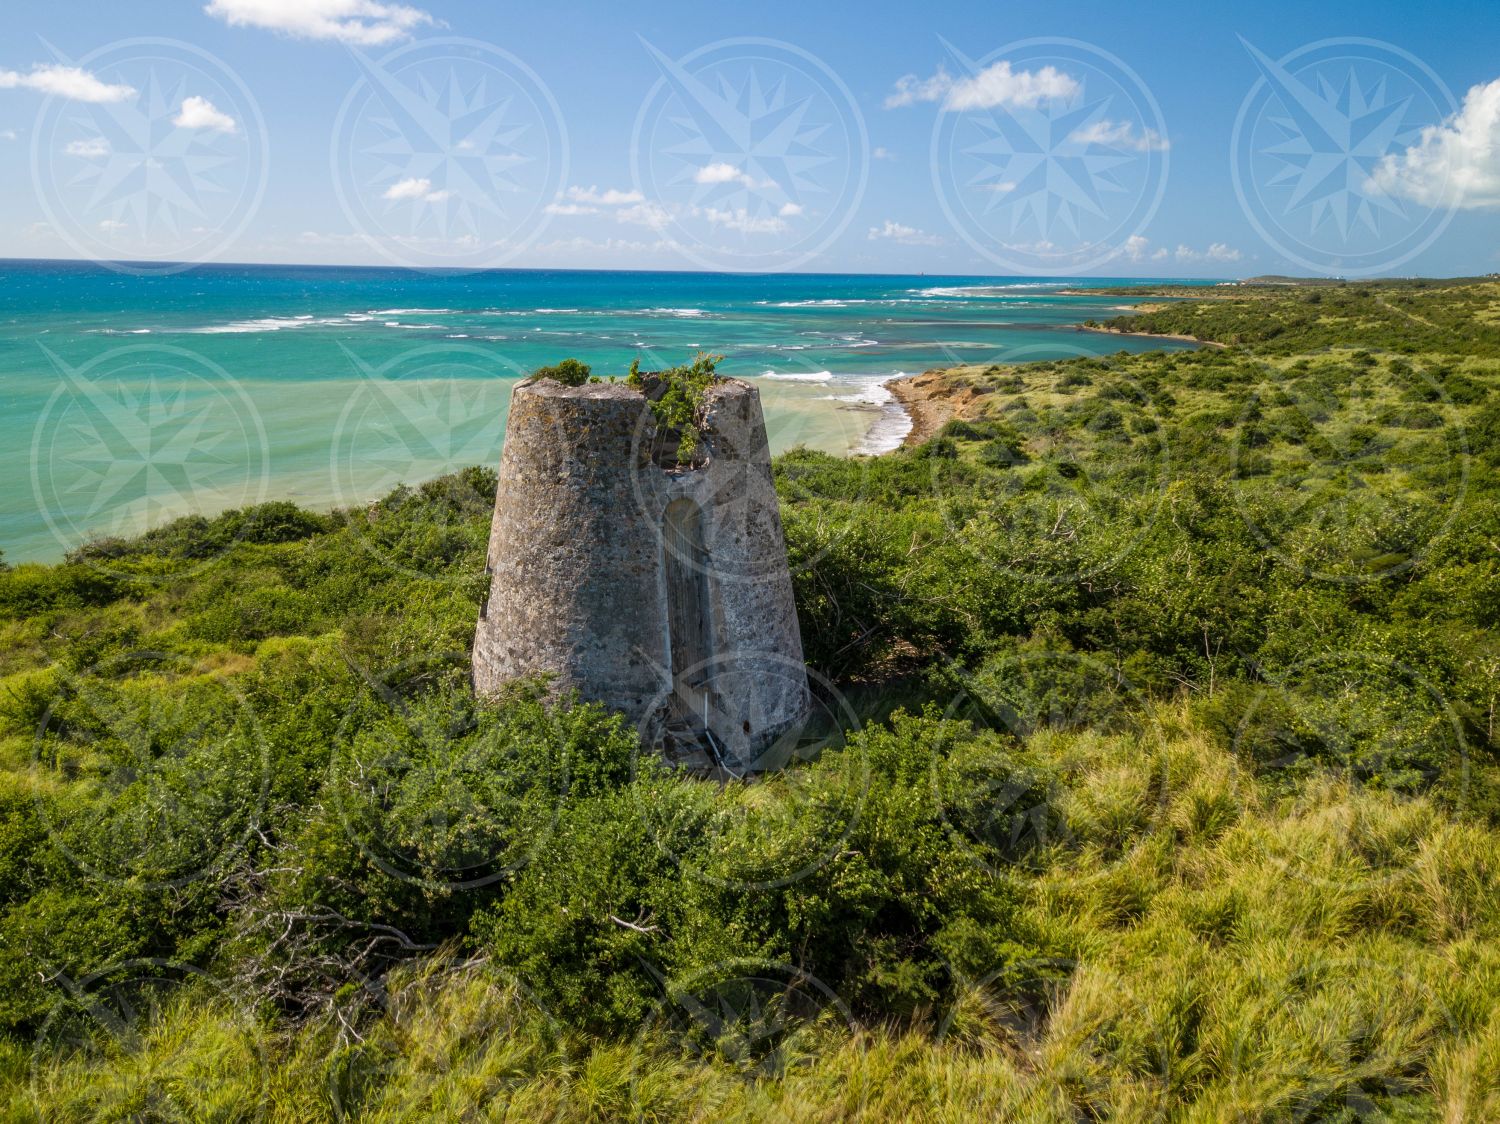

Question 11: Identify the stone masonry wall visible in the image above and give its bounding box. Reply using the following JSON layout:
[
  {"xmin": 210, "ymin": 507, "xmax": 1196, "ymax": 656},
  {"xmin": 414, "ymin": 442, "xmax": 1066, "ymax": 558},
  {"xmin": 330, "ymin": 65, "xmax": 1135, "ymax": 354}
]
[{"xmin": 472, "ymin": 376, "xmax": 809, "ymax": 768}]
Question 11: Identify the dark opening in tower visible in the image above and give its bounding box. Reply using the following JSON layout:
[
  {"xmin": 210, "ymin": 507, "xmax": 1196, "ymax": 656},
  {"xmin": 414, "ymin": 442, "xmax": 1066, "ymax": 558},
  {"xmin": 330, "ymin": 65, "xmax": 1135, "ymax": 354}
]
[{"xmin": 663, "ymin": 498, "xmax": 714, "ymax": 720}]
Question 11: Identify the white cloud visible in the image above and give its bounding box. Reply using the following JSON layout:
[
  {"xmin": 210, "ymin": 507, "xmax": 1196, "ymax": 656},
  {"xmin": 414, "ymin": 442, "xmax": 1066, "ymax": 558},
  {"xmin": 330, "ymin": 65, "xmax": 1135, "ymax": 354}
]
[
  {"xmin": 1119, "ymin": 236, "xmax": 1237, "ymax": 265},
  {"xmin": 173, "ymin": 95, "xmax": 238, "ymax": 134},
  {"xmin": 1069, "ymin": 119, "xmax": 1169, "ymax": 152},
  {"xmin": 98, "ymin": 219, "xmax": 128, "ymax": 232},
  {"xmin": 65, "ymin": 137, "xmax": 110, "ymax": 158},
  {"xmin": 867, "ymin": 219, "xmax": 944, "ymax": 246},
  {"xmin": 296, "ymin": 230, "xmax": 371, "ymax": 247},
  {"xmin": 885, "ymin": 60, "xmax": 1079, "ymax": 111},
  {"xmin": 695, "ymin": 162, "xmax": 752, "ymax": 186},
  {"xmin": 204, "ymin": 0, "xmax": 435, "ymax": 45},
  {"xmin": 535, "ymin": 236, "xmax": 669, "ymax": 255},
  {"xmin": 545, "ymin": 186, "xmax": 649, "ymax": 216},
  {"xmin": 616, "ymin": 201, "xmax": 674, "ymax": 229},
  {"xmin": 565, "ymin": 185, "xmax": 644, "ymax": 206},
  {"xmin": 1369, "ymin": 77, "xmax": 1500, "ymax": 210},
  {"xmin": 0, "ymin": 64, "xmax": 135, "ymax": 103},
  {"xmin": 1171, "ymin": 242, "xmax": 1243, "ymax": 263},
  {"xmin": 872, "ymin": 146, "xmax": 896, "ymax": 160},
  {"xmin": 383, "ymin": 177, "xmax": 449, "ymax": 204},
  {"xmin": 604, "ymin": 197, "xmax": 801, "ymax": 233},
  {"xmin": 0, "ymin": 130, "xmax": 16, "ymax": 141},
  {"xmin": 704, "ymin": 207, "xmax": 787, "ymax": 235}
]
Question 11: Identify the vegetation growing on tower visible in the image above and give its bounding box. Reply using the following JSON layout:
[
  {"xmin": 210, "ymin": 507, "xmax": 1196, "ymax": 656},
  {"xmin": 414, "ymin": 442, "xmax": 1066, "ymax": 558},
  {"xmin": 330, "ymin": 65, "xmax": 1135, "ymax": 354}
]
[{"xmin": 627, "ymin": 351, "xmax": 724, "ymax": 466}]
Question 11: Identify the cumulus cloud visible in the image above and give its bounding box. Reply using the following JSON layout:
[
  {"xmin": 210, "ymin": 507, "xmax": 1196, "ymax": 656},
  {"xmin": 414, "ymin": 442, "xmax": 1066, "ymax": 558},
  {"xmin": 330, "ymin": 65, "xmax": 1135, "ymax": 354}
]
[
  {"xmin": 1369, "ymin": 77, "xmax": 1500, "ymax": 210},
  {"xmin": 535, "ymin": 235, "xmax": 670, "ymax": 255},
  {"xmin": 615, "ymin": 201, "xmax": 674, "ymax": 229},
  {"xmin": 565, "ymin": 185, "xmax": 644, "ymax": 206},
  {"xmin": 704, "ymin": 207, "xmax": 786, "ymax": 235},
  {"xmin": 174, "ymin": 95, "xmax": 238, "ymax": 133},
  {"xmin": 296, "ymin": 230, "xmax": 371, "ymax": 247},
  {"xmin": 867, "ymin": 219, "xmax": 944, "ymax": 246},
  {"xmin": 204, "ymin": 0, "xmax": 434, "ymax": 45},
  {"xmin": 1172, "ymin": 242, "xmax": 1243, "ymax": 263},
  {"xmin": 1069, "ymin": 119, "xmax": 1169, "ymax": 152},
  {"xmin": 694, "ymin": 162, "xmax": 754, "ymax": 186},
  {"xmin": 885, "ymin": 60, "xmax": 1079, "ymax": 111},
  {"xmin": 608, "ymin": 198, "xmax": 799, "ymax": 234},
  {"xmin": 383, "ymin": 177, "xmax": 449, "ymax": 203},
  {"xmin": 872, "ymin": 146, "xmax": 896, "ymax": 160},
  {"xmin": 545, "ymin": 186, "xmax": 658, "ymax": 218},
  {"xmin": 1118, "ymin": 236, "xmax": 1233, "ymax": 264},
  {"xmin": 0, "ymin": 129, "xmax": 16, "ymax": 141},
  {"xmin": 1121, "ymin": 234, "xmax": 1151, "ymax": 262},
  {"xmin": 65, "ymin": 137, "xmax": 110, "ymax": 158},
  {"xmin": 0, "ymin": 64, "xmax": 135, "ymax": 103}
]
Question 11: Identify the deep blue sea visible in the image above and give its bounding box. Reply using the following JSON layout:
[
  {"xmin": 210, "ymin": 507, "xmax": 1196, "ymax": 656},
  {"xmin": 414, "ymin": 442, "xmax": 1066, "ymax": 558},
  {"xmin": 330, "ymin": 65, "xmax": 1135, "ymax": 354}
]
[{"xmin": 0, "ymin": 260, "xmax": 1207, "ymax": 563}]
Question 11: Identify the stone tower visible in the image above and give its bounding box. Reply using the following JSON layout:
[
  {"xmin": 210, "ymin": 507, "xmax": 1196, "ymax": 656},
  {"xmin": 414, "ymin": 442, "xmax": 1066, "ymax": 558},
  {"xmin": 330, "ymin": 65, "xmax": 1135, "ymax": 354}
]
[{"xmin": 472, "ymin": 374, "xmax": 810, "ymax": 772}]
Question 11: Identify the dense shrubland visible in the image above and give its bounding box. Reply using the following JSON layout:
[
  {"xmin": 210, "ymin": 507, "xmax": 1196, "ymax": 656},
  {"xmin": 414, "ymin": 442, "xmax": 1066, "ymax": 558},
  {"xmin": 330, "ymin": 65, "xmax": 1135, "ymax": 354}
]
[
  {"xmin": 1102, "ymin": 277, "xmax": 1500, "ymax": 356},
  {"xmin": 4, "ymin": 284, "xmax": 1500, "ymax": 1119}
]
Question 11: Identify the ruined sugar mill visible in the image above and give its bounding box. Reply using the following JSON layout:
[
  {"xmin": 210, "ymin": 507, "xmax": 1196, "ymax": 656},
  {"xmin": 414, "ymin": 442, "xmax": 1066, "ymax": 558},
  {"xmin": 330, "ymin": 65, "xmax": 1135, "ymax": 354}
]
[{"xmin": 471, "ymin": 366, "xmax": 810, "ymax": 773}]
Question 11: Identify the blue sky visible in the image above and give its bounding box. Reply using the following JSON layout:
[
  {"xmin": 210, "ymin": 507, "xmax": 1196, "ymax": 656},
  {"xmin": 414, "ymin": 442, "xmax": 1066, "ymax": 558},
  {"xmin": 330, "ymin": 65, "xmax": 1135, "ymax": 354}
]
[{"xmin": 1, "ymin": 0, "xmax": 1498, "ymax": 277}]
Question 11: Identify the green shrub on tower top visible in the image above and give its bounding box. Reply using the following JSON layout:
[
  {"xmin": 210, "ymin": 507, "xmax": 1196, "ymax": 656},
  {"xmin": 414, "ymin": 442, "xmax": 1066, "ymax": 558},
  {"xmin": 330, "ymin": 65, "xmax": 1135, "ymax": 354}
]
[{"xmin": 627, "ymin": 351, "xmax": 724, "ymax": 465}]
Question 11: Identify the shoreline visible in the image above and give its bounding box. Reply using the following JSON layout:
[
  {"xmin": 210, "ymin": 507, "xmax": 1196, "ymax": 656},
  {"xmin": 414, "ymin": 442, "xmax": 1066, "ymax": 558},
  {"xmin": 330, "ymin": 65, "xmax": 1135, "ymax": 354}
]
[
  {"xmin": 880, "ymin": 315, "xmax": 1227, "ymax": 449},
  {"xmin": 884, "ymin": 370, "xmax": 970, "ymax": 447},
  {"xmin": 1072, "ymin": 323, "xmax": 1227, "ymax": 348}
]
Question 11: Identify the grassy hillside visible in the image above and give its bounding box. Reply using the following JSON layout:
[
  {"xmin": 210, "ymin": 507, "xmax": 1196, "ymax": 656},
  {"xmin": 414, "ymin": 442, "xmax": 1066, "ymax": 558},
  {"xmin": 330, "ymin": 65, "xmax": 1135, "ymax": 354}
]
[
  {"xmin": 4, "ymin": 282, "xmax": 1500, "ymax": 1119},
  {"xmin": 1099, "ymin": 278, "xmax": 1500, "ymax": 355}
]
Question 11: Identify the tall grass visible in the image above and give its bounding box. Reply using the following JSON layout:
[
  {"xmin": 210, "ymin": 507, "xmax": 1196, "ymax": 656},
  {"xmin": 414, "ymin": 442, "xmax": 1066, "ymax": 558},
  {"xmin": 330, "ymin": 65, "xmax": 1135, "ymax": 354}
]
[{"xmin": 6, "ymin": 702, "xmax": 1497, "ymax": 1121}]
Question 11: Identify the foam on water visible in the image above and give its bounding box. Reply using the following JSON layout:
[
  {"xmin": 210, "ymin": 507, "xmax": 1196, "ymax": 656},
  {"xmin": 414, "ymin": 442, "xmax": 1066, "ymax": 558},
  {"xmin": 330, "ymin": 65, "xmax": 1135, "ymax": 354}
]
[{"xmin": 0, "ymin": 261, "xmax": 1205, "ymax": 562}]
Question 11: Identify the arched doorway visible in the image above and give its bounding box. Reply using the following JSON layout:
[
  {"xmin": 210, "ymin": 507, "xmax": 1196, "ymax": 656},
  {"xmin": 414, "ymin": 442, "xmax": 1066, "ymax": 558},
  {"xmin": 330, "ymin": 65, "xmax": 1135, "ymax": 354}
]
[{"xmin": 663, "ymin": 499, "xmax": 714, "ymax": 721}]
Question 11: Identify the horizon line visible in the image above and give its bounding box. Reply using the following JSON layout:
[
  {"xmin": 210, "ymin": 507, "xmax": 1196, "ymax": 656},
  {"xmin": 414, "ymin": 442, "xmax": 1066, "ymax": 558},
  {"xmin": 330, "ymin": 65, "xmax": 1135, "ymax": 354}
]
[{"xmin": 0, "ymin": 254, "xmax": 1253, "ymax": 282}]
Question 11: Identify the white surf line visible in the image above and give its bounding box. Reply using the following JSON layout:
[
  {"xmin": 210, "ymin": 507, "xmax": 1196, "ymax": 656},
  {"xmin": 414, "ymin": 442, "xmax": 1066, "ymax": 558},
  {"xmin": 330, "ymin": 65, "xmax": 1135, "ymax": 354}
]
[{"xmin": 854, "ymin": 374, "xmax": 914, "ymax": 455}]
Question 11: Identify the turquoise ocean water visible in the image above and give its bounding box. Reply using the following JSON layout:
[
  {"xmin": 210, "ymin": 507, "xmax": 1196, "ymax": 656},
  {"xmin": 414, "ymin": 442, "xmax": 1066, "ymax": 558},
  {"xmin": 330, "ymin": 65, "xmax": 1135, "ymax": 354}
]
[{"xmin": 0, "ymin": 261, "xmax": 1204, "ymax": 563}]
